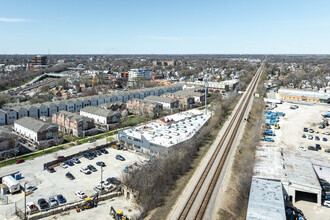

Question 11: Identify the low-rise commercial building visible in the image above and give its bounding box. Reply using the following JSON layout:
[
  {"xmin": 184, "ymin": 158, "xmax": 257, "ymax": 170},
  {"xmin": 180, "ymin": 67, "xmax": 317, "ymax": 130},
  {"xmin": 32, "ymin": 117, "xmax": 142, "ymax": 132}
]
[
  {"xmin": 118, "ymin": 110, "xmax": 210, "ymax": 155},
  {"xmin": 52, "ymin": 111, "xmax": 95, "ymax": 137},
  {"xmin": 144, "ymin": 96, "xmax": 179, "ymax": 110},
  {"xmin": 13, "ymin": 117, "xmax": 59, "ymax": 146},
  {"xmin": 278, "ymin": 88, "xmax": 330, "ymax": 103}
]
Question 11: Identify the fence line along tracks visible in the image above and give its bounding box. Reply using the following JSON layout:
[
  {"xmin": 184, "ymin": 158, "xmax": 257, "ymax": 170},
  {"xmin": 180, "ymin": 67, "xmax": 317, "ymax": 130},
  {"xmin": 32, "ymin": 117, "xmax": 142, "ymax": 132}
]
[{"xmin": 176, "ymin": 61, "xmax": 265, "ymax": 220}]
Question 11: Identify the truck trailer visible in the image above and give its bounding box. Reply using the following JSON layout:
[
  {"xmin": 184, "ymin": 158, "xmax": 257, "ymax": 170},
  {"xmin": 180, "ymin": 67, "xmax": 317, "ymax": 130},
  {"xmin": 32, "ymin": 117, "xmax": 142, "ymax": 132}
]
[{"xmin": 2, "ymin": 175, "xmax": 20, "ymax": 194}]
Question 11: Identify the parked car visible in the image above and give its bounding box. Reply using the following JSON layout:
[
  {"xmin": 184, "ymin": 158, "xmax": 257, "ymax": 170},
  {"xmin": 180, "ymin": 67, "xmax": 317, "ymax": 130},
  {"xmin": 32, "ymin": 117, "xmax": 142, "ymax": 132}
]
[
  {"xmin": 309, "ymin": 129, "xmax": 314, "ymax": 133},
  {"xmin": 100, "ymin": 148, "xmax": 108, "ymax": 154},
  {"xmin": 316, "ymin": 144, "xmax": 321, "ymax": 150},
  {"xmin": 65, "ymin": 161, "xmax": 74, "ymax": 166},
  {"xmin": 26, "ymin": 186, "xmax": 37, "ymax": 193},
  {"xmin": 88, "ymin": 138, "xmax": 96, "ymax": 143},
  {"xmin": 303, "ymin": 128, "xmax": 308, "ymax": 132},
  {"xmin": 89, "ymin": 151, "xmax": 97, "ymax": 157},
  {"xmin": 308, "ymin": 146, "xmax": 318, "ymax": 151},
  {"xmin": 75, "ymin": 191, "xmax": 87, "ymax": 199},
  {"xmin": 325, "ymin": 149, "xmax": 330, "ymax": 153},
  {"xmin": 323, "ymin": 137, "xmax": 328, "ymax": 142},
  {"xmin": 95, "ymin": 150, "xmax": 102, "ymax": 156},
  {"xmin": 87, "ymin": 164, "xmax": 97, "ymax": 172},
  {"xmin": 84, "ymin": 153, "xmax": 93, "ymax": 160},
  {"xmin": 315, "ymin": 136, "xmax": 320, "ymax": 141},
  {"xmin": 57, "ymin": 156, "xmax": 64, "ymax": 159},
  {"xmin": 96, "ymin": 161, "xmax": 105, "ymax": 167},
  {"xmin": 65, "ymin": 172, "xmax": 75, "ymax": 180},
  {"xmin": 48, "ymin": 196, "xmax": 59, "ymax": 207},
  {"xmin": 93, "ymin": 185, "xmax": 105, "ymax": 192},
  {"xmin": 60, "ymin": 163, "xmax": 68, "ymax": 169},
  {"xmin": 26, "ymin": 202, "xmax": 39, "ymax": 214},
  {"xmin": 37, "ymin": 198, "xmax": 49, "ymax": 209},
  {"xmin": 324, "ymin": 200, "xmax": 330, "ymax": 208},
  {"xmin": 72, "ymin": 158, "xmax": 81, "ymax": 164},
  {"xmin": 298, "ymin": 146, "xmax": 306, "ymax": 151},
  {"xmin": 308, "ymin": 135, "xmax": 313, "ymax": 140},
  {"xmin": 80, "ymin": 166, "xmax": 91, "ymax": 174},
  {"xmin": 107, "ymin": 177, "xmax": 121, "ymax": 185},
  {"xmin": 56, "ymin": 194, "xmax": 66, "ymax": 204},
  {"xmin": 47, "ymin": 167, "xmax": 55, "ymax": 173},
  {"xmin": 302, "ymin": 134, "xmax": 306, "ymax": 138},
  {"xmin": 16, "ymin": 159, "xmax": 24, "ymax": 164},
  {"xmin": 115, "ymin": 155, "xmax": 125, "ymax": 161},
  {"xmin": 325, "ymin": 131, "xmax": 330, "ymax": 135}
]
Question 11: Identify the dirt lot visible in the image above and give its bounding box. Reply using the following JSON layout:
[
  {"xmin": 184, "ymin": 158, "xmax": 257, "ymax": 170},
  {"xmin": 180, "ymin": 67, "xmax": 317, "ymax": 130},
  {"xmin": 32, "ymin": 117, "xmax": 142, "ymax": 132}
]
[
  {"xmin": 271, "ymin": 102, "xmax": 330, "ymax": 160},
  {"xmin": 0, "ymin": 137, "xmax": 146, "ymax": 220}
]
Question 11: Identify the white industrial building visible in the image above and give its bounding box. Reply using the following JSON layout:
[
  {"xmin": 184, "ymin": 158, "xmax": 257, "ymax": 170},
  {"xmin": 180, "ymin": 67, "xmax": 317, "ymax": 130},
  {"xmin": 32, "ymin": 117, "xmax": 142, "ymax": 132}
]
[
  {"xmin": 252, "ymin": 147, "xmax": 330, "ymax": 207},
  {"xmin": 118, "ymin": 110, "xmax": 210, "ymax": 155},
  {"xmin": 246, "ymin": 177, "xmax": 286, "ymax": 220}
]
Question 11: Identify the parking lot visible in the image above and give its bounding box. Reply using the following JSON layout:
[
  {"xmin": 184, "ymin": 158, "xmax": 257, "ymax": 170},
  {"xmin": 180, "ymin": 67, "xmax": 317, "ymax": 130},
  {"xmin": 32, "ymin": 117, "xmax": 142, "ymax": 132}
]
[
  {"xmin": 0, "ymin": 137, "xmax": 146, "ymax": 219},
  {"xmin": 270, "ymin": 102, "xmax": 330, "ymax": 160}
]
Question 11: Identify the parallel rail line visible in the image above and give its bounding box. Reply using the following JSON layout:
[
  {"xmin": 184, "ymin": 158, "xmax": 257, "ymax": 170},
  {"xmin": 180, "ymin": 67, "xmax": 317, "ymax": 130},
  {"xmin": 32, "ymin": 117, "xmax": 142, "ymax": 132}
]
[{"xmin": 178, "ymin": 62, "xmax": 264, "ymax": 220}]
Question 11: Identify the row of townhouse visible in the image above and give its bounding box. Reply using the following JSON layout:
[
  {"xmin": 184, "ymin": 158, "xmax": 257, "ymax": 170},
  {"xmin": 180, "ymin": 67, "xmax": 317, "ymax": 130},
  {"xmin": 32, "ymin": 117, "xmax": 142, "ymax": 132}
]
[
  {"xmin": 52, "ymin": 111, "xmax": 95, "ymax": 137},
  {"xmin": 126, "ymin": 99, "xmax": 163, "ymax": 117},
  {"xmin": 0, "ymin": 84, "xmax": 183, "ymax": 125}
]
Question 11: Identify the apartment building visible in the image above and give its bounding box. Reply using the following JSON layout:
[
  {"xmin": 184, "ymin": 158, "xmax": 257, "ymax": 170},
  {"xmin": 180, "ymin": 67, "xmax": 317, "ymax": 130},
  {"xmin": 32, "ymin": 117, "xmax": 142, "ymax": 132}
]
[
  {"xmin": 80, "ymin": 106, "xmax": 121, "ymax": 126},
  {"xmin": 128, "ymin": 69, "xmax": 152, "ymax": 81}
]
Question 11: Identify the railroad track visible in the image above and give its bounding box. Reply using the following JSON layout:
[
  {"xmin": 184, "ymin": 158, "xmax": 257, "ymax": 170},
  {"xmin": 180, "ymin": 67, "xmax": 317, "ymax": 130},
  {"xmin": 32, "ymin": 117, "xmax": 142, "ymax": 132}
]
[
  {"xmin": 177, "ymin": 61, "xmax": 265, "ymax": 220},
  {"xmin": 10, "ymin": 78, "xmax": 57, "ymax": 95}
]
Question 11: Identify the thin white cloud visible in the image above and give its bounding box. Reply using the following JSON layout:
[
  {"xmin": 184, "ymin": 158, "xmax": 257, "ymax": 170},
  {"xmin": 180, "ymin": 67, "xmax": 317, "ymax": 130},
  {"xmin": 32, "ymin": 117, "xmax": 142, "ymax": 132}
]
[
  {"xmin": 0, "ymin": 17, "xmax": 30, "ymax": 23},
  {"xmin": 138, "ymin": 35, "xmax": 184, "ymax": 40}
]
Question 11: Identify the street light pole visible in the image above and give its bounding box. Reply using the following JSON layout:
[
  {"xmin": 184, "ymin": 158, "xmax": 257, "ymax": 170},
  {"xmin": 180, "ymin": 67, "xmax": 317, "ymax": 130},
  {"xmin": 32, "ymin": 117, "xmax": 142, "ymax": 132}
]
[
  {"xmin": 24, "ymin": 182, "xmax": 27, "ymax": 220},
  {"xmin": 100, "ymin": 166, "xmax": 103, "ymax": 189}
]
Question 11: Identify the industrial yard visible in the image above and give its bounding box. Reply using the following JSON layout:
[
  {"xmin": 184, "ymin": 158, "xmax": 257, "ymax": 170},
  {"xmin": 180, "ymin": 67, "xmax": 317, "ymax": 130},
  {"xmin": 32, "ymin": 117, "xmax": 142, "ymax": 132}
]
[
  {"xmin": 254, "ymin": 101, "xmax": 330, "ymax": 220},
  {"xmin": 0, "ymin": 137, "xmax": 146, "ymax": 220}
]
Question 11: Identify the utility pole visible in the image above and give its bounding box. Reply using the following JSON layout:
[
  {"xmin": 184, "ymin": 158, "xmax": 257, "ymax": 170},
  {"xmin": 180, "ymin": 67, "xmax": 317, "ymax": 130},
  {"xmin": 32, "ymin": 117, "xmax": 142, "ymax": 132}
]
[
  {"xmin": 204, "ymin": 76, "xmax": 208, "ymax": 115},
  {"xmin": 100, "ymin": 166, "xmax": 103, "ymax": 189},
  {"xmin": 24, "ymin": 182, "xmax": 27, "ymax": 220}
]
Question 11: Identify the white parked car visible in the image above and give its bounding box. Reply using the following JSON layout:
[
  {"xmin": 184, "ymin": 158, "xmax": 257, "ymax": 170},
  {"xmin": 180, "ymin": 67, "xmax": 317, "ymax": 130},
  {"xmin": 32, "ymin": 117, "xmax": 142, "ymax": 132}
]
[
  {"xmin": 324, "ymin": 200, "xmax": 330, "ymax": 208},
  {"xmin": 80, "ymin": 167, "xmax": 91, "ymax": 174},
  {"xmin": 60, "ymin": 163, "xmax": 68, "ymax": 169},
  {"xmin": 325, "ymin": 131, "xmax": 330, "ymax": 135},
  {"xmin": 308, "ymin": 135, "xmax": 313, "ymax": 140},
  {"xmin": 75, "ymin": 191, "xmax": 87, "ymax": 199},
  {"xmin": 298, "ymin": 146, "xmax": 306, "ymax": 151},
  {"xmin": 26, "ymin": 202, "xmax": 39, "ymax": 214}
]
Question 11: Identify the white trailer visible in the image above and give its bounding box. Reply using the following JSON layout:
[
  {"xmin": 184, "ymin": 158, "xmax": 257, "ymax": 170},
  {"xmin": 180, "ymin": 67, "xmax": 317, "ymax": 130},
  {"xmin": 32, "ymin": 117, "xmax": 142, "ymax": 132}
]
[
  {"xmin": 264, "ymin": 98, "xmax": 283, "ymax": 104},
  {"xmin": 2, "ymin": 175, "xmax": 20, "ymax": 194}
]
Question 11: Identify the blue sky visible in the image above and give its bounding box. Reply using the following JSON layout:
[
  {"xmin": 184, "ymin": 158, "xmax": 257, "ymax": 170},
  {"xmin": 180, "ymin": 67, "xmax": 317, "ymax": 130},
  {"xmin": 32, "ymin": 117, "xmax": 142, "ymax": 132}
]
[{"xmin": 0, "ymin": 0, "xmax": 330, "ymax": 54}]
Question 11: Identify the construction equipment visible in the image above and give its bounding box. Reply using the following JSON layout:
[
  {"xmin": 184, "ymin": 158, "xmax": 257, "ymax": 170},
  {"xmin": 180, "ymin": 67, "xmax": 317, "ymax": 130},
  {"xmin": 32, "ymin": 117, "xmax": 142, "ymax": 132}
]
[
  {"xmin": 110, "ymin": 206, "xmax": 129, "ymax": 220},
  {"xmin": 111, "ymin": 142, "xmax": 122, "ymax": 150},
  {"xmin": 76, "ymin": 193, "xmax": 99, "ymax": 212}
]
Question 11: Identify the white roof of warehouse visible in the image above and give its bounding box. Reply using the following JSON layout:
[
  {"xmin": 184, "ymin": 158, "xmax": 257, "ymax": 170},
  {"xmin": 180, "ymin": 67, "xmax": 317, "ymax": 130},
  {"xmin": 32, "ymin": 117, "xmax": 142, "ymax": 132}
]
[
  {"xmin": 253, "ymin": 147, "xmax": 327, "ymax": 191},
  {"xmin": 246, "ymin": 177, "xmax": 286, "ymax": 220},
  {"xmin": 278, "ymin": 88, "xmax": 330, "ymax": 99},
  {"xmin": 122, "ymin": 110, "xmax": 210, "ymax": 148}
]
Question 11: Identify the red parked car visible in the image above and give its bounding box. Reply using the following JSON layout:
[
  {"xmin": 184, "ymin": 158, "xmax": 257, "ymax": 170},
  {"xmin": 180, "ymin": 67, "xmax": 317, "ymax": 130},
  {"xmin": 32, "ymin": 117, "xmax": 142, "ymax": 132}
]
[
  {"xmin": 57, "ymin": 156, "xmax": 64, "ymax": 159},
  {"xmin": 16, "ymin": 159, "xmax": 25, "ymax": 164}
]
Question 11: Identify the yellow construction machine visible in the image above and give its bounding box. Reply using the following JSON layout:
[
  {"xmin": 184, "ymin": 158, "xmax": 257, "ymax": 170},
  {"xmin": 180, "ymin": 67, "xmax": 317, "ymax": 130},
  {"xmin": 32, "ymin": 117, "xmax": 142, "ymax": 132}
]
[
  {"xmin": 110, "ymin": 206, "xmax": 129, "ymax": 220},
  {"xmin": 76, "ymin": 193, "xmax": 99, "ymax": 212},
  {"xmin": 111, "ymin": 142, "xmax": 122, "ymax": 150}
]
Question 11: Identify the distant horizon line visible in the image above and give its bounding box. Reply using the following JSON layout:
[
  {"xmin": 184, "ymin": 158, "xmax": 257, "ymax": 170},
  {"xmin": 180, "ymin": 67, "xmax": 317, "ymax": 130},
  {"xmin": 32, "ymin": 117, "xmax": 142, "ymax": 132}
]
[{"xmin": 1, "ymin": 53, "xmax": 330, "ymax": 56}]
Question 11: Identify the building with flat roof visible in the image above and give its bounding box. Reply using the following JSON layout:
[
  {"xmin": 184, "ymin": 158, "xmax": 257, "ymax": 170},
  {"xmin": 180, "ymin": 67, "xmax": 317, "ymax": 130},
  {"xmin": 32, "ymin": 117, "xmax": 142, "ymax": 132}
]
[
  {"xmin": 30, "ymin": 55, "xmax": 47, "ymax": 66},
  {"xmin": 118, "ymin": 110, "xmax": 210, "ymax": 155},
  {"xmin": 278, "ymin": 88, "xmax": 330, "ymax": 103},
  {"xmin": 253, "ymin": 147, "xmax": 330, "ymax": 206},
  {"xmin": 246, "ymin": 177, "xmax": 286, "ymax": 220},
  {"xmin": 13, "ymin": 117, "xmax": 58, "ymax": 146},
  {"xmin": 128, "ymin": 69, "xmax": 152, "ymax": 81}
]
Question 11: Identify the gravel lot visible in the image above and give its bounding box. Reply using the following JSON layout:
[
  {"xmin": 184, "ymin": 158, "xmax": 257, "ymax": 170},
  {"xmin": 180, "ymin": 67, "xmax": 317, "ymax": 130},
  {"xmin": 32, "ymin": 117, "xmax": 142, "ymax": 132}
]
[
  {"xmin": 271, "ymin": 102, "xmax": 330, "ymax": 160},
  {"xmin": 0, "ymin": 137, "xmax": 146, "ymax": 220}
]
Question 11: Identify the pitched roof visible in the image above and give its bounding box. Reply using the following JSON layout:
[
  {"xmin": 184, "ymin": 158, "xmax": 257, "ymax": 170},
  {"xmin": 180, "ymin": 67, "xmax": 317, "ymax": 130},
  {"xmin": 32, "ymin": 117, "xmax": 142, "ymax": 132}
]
[
  {"xmin": 81, "ymin": 106, "xmax": 119, "ymax": 117},
  {"xmin": 15, "ymin": 117, "xmax": 57, "ymax": 132},
  {"xmin": 144, "ymin": 95, "xmax": 177, "ymax": 103},
  {"xmin": 56, "ymin": 111, "xmax": 93, "ymax": 122}
]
